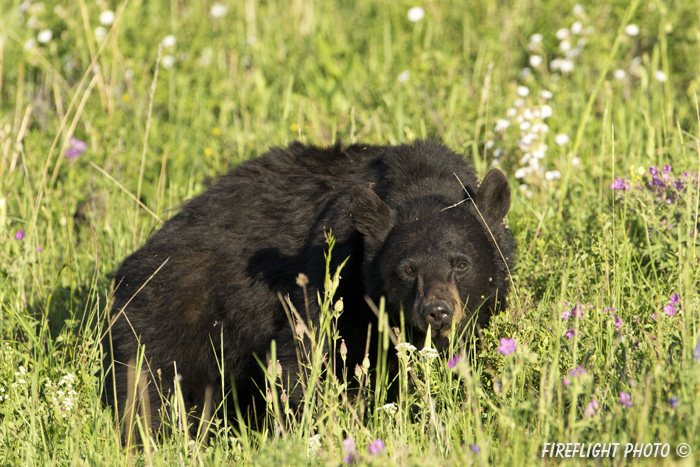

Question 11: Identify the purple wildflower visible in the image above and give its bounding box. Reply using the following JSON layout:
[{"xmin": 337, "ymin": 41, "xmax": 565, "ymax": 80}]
[
  {"xmin": 584, "ymin": 399, "xmax": 600, "ymax": 417},
  {"xmin": 569, "ymin": 366, "xmax": 587, "ymax": 377},
  {"xmin": 619, "ymin": 391, "xmax": 632, "ymax": 408},
  {"xmin": 561, "ymin": 310, "xmax": 571, "ymax": 320},
  {"xmin": 610, "ymin": 177, "xmax": 631, "ymax": 191},
  {"xmin": 669, "ymin": 293, "xmax": 679, "ymax": 305},
  {"xmin": 342, "ymin": 438, "xmax": 358, "ymax": 464},
  {"xmin": 614, "ymin": 316, "xmax": 622, "ymax": 329},
  {"xmin": 565, "ymin": 329, "xmax": 575, "ymax": 339},
  {"xmin": 694, "ymin": 342, "xmax": 700, "ymax": 362},
  {"xmin": 66, "ymin": 137, "xmax": 87, "ymax": 160},
  {"xmin": 573, "ymin": 304, "xmax": 583, "ymax": 318},
  {"xmin": 367, "ymin": 439, "xmax": 385, "ymax": 455},
  {"xmin": 36, "ymin": 246, "xmax": 43, "ymax": 252},
  {"xmin": 470, "ymin": 444, "xmax": 481, "ymax": 455},
  {"xmin": 669, "ymin": 396, "xmax": 678, "ymax": 409},
  {"xmin": 562, "ymin": 378, "xmax": 570, "ymax": 387},
  {"xmin": 663, "ymin": 164, "xmax": 672, "ymax": 173},
  {"xmin": 663, "ymin": 304, "xmax": 676, "ymax": 317},
  {"xmin": 649, "ymin": 166, "xmax": 657, "ymax": 175},
  {"xmin": 497, "ymin": 338, "xmax": 516, "ymax": 356},
  {"xmin": 447, "ymin": 355, "xmax": 460, "ymax": 369},
  {"xmin": 15, "ymin": 229, "xmax": 25, "ymax": 240}
]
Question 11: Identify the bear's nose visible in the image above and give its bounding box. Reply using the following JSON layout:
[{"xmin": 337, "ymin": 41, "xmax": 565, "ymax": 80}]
[{"xmin": 423, "ymin": 301, "xmax": 452, "ymax": 331}]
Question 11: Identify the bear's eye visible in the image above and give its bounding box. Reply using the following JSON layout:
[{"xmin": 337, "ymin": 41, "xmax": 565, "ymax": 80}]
[
  {"xmin": 404, "ymin": 266, "xmax": 415, "ymax": 275},
  {"xmin": 454, "ymin": 260, "xmax": 469, "ymax": 271}
]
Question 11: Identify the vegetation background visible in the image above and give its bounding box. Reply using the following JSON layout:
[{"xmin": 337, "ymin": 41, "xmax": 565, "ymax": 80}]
[{"xmin": 1, "ymin": 0, "xmax": 700, "ymax": 464}]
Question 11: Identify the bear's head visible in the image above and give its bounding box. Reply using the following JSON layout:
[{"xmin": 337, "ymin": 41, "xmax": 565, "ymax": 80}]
[{"xmin": 350, "ymin": 169, "xmax": 513, "ymax": 350}]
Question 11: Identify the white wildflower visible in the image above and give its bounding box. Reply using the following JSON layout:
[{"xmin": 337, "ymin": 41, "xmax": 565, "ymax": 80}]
[
  {"xmin": 307, "ymin": 434, "xmax": 322, "ymax": 456},
  {"xmin": 559, "ymin": 40, "xmax": 571, "ymax": 53},
  {"xmin": 495, "ymin": 119, "xmax": 510, "ymax": 132},
  {"xmin": 555, "ymin": 133, "xmax": 570, "ymax": 146},
  {"xmin": 540, "ymin": 104, "xmax": 553, "ymax": 119},
  {"xmin": 514, "ymin": 167, "xmax": 529, "ymax": 179},
  {"xmin": 529, "ymin": 33, "xmax": 543, "ymax": 47},
  {"xmin": 396, "ymin": 342, "xmax": 417, "ymax": 354},
  {"xmin": 540, "ymin": 90, "xmax": 553, "ymax": 100},
  {"xmin": 99, "ymin": 10, "xmax": 115, "ymax": 26},
  {"xmin": 397, "ymin": 70, "xmax": 410, "ymax": 83},
  {"xmin": 559, "ymin": 59, "xmax": 575, "ymax": 74},
  {"xmin": 572, "ymin": 157, "xmax": 581, "ymax": 167},
  {"xmin": 161, "ymin": 34, "xmax": 176, "ymax": 48},
  {"xmin": 162, "ymin": 55, "xmax": 175, "ymax": 69},
  {"xmin": 613, "ymin": 69, "xmax": 626, "ymax": 80},
  {"xmin": 407, "ymin": 6, "xmax": 425, "ymax": 22},
  {"xmin": 573, "ymin": 5, "xmax": 584, "ymax": 16},
  {"xmin": 378, "ymin": 403, "xmax": 398, "ymax": 416},
  {"xmin": 624, "ymin": 24, "xmax": 640, "ymax": 36},
  {"xmin": 95, "ymin": 26, "xmax": 107, "ymax": 41},
  {"xmin": 556, "ymin": 28, "xmax": 569, "ymax": 40},
  {"xmin": 529, "ymin": 55, "xmax": 543, "ymax": 67},
  {"xmin": 516, "ymin": 86, "xmax": 530, "ymax": 97},
  {"xmin": 37, "ymin": 29, "xmax": 53, "ymax": 44},
  {"xmin": 24, "ymin": 38, "xmax": 36, "ymax": 51},
  {"xmin": 419, "ymin": 347, "xmax": 439, "ymax": 360},
  {"xmin": 545, "ymin": 170, "xmax": 562, "ymax": 180},
  {"xmin": 571, "ymin": 21, "xmax": 583, "ymax": 35},
  {"xmin": 210, "ymin": 3, "xmax": 228, "ymax": 18},
  {"xmin": 654, "ymin": 70, "xmax": 668, "ymax": 82}
]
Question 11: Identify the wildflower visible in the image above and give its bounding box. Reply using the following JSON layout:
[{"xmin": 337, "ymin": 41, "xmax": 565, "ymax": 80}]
[
  {"xmin": 15, "ymin": 229, "xmax": 25, "ymax": 240},
  {"xmin": 669, "ymin": 293, "xmax": 679, "ymax": 305},
  {"xmin": 343, "ymin": 437, "xmax": 358, "ymax": 464},
  {"xmin": 654, "ymin": 71, "xmax": 668, "ymax": 82},
  {"xmin": 624, "ymin": 24, "xmax": 640, "ymax": 36},
  {"xmin": 663, "ymin": 304, "xmax": 676, "ymax": 317},
  {"xmin": 497, "ymin": 338, "xmax": 516, "ymax": 356},
  {"xmin": 559, "ymin": 59, "xmax": 575, "ymax": 73},
  {"xmin": 573, "ymin": 5, "xmax": 584, "ymax": 15},
  {"xmin": 610, "ymin": 177, "xmax": 631, "ymax": 191},
  {"xmin": 95, "ymin": 26, "xmax": 107, "ymax": 41},
  {"xmin": 619, "ymin": 391, "xmax": 632, "ymax": 408},
  {"xmin": 556, "ymin": 28, "xmax": 569, "ymax": 40},
  {"xmin": 669, "ymin": 396, "xmax": 678, "ymax": 409},
  {"xmin": 397, "ymin": 70, "xmax": 410, "ymax": 83},
  {"xmin": 419, "ymin": 346, "xmax": 439, "ymax": 360},
  {"xmin": 563, "ymin": 378, "xmax": 570, "ymax": 387},
  {"xmin": 565, "ymin": 329, "xmax": 575, "ymax": 339},
  {"xmin": 448, "ymin": 355, "xmax": 459, "ymax": 369},
  {"xmin": 561, "ymin": 310, "xmax": 571, "ymax": 320},
  {"xmin": 210, "ymin": 3, "xmax": 228, "ymax": 18},
  {"xmin": 407, "ymin": 6, "xmax": 425, "ymax": 22},
  {"xmin": 162, "ymin": 55, "xmax": 175, "ymax": 69},
  {"xmin": 529, "ymin": 33, "xmax": 543, "ymax": 48},
  {"xmin": 494, "ymin": 119, "xmax": 510, "ymax": 132},
  {"xmin": 340, "ymin": 340, "xmax": 347, "ymax": 360},
  {"xmin": 584, "ymin": 399, "xmax": 599, "ymax": 417},
  {"xmin": 471, "ymin": 444, "xmax": 481, "ymax": 454},
  {"xmin": 540, "ymin": 104, "xmax": 553, "ymax": 118},
  {"xmin": 368, "ymin": 439, "xmax": 385, "ymax": 455},
  {"xmin": 613, "ymin": 69, "xmax": 627, "ymax": 80},
  {"xmin": 396, "ymin": 342, "xmax": 417, "ymax": 355},
  {"xmin": 37, "ymin": 29, "xmax": 53, "ymax": 44},
  {"xmin": 378, "ymin": 403, "xmax": 398, "ymax": 416},
  {"xmin": 555, "ymin": 134, "xmax": 570, "ymax": 146},
  {"xmin": 37, "ymin": 246, "xmax": 43, "ymax": 252},
  {"xmin": 516, "ymin": 86, "xmax": 530, "ymax": 97},
  {"xmin": 99, "ymin": 10, "xmax": 115, "ymax": 26},
  {"xmin": 161, "ymin": 35, "xmax": 176, "ymax": 48},
  {"xmin": 307, "ymin": 434, "xmax": 322, "ymax": 456},
  {"xmin": 694, "ymin": 342, "xmax": 700, "ymax": 362},
  {"xmin": 66, "ymin": 137, "xmax": 87, "ymax": 160},
  {"xmin": 614, "ymin": 316, "xmax": 622, "ymax": 329},
  {"xmin": 571, "ymin": 21, "xmax": 583, "ymax": 35},
  {"xmin": 529, "ymin": 55, "xmax": 543, "ymax": 67}
]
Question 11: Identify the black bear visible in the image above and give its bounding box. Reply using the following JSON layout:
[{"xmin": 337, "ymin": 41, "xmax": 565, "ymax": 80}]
[{"xmin": 104, "ymin": 141, "xmax": 515, "ymax": 433}]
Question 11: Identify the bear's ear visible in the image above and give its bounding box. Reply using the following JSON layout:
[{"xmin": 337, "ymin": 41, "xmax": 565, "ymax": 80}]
[
  {"xmin": 350, "ymin": 185, "xmax": 396, "ymax": 247},
  {"xmin": 475, "ymin": 169, "xmax": 511, "ymax": 223}
]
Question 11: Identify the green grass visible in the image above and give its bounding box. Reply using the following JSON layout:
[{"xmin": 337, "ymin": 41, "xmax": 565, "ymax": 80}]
[{"xmin": 2, "ymin": 0, "xmax": 700, "ymax": 464}]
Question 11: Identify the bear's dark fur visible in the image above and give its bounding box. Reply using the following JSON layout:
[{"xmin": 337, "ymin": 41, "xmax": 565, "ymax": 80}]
[{"xmin": 105, "ymin": 141, "xmax": 515, "ymax": 431}]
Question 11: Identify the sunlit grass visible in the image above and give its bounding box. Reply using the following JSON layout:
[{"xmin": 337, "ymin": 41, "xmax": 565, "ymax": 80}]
[{"xmin": 1, "ymin": 0, "xmax": 700, "ymax": 464}]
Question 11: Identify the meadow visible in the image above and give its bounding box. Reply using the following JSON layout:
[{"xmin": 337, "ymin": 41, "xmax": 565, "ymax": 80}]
[{"xmin": 1, "ymin": 0, "xmax": 700, "ymax": 464}]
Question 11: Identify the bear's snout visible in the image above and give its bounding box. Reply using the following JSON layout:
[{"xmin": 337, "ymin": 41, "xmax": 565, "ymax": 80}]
[{"xmin": 422, "ymin": 300, "xmax": 453, "ymax": 331}]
